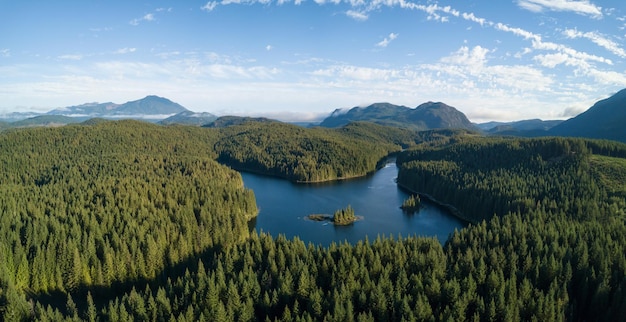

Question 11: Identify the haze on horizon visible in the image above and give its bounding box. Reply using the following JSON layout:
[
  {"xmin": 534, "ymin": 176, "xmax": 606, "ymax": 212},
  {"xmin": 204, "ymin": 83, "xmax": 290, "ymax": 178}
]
[{"xmin": 1, "ymin": 0, "xmax": 625, "ymax": 123}]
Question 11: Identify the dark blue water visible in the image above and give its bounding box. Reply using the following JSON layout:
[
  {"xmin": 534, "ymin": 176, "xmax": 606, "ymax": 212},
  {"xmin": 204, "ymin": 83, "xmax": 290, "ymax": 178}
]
[{"xmin": 241, "ymin": 162, "xmax": 466, "ymax": 246}]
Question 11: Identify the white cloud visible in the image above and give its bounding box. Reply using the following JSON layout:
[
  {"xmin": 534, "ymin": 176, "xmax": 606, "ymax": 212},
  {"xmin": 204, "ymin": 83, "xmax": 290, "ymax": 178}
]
[
  {"xmin": 563, "ymin": 29, "xmax": 626, "ymax": 58},
  {"xmin": 462, "ymin": 12, "xmax": 486, "ymax": 26},
  {"xmin": 201, "ymin": 1, "xmax": 218, "ymax": 11},
  {"xmin": 516, "ymin": 0, "xmax": 603, "ymax": 18},
  {"xmin": 376, "ymin": 33, "xmax": 398, "ymax": 48},
  {"xmin": 58, "ymin": 54, "xmax": 83, "ymax": 60},
  {"xmin": 266, "ymin": 45, "xmax": 273, "ymax": 51},
  {"xmin": 130, "ymin": 13, "xmax": 156, "ymax": 26},
  {"xmin": 494, "ymin": 23, "xmax": 541, "ymax": 41},
  {"xmin": 115, "ymin": 48, "xmax": 137, "ymax": 54},
  {"xmin": 534, "ymin": 53, "xmax": 572, "ymax": 67},
  {"xmin": 586, "ymin": 68, "xmax": 626, "ymax": 85},
  {"xmin": 441, "ymin": 46, "xmax": 489, "ymax": 68},
  {"xmin": 561, "ymin": 105, "xmax": 587, "ymax": 117},
  {"xmin": 346, "ymin": 10, "xmax": 368, "ymax": 21},
  {"xmin": 1, "ymin": 49, "xmax": 9, "ymax": 57}
]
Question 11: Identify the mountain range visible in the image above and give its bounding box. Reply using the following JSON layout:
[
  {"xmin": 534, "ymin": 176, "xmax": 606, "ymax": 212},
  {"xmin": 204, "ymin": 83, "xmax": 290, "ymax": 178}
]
[
  {"xmin": 47, "ymin": 95, "xmax": 188, "ymax": 118},
  {"xmin": 1, "ymin": 90, "xmax": 625, "ymax": 143},
  {"xmin": 319, "ymin": 102, "xmax": 478, "ymax": 131}
]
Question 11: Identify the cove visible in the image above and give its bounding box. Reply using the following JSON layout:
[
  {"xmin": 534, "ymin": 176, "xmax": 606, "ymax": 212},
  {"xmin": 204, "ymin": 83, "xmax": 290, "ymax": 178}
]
[{"xmin": 241, "ymin": 161, "xmax": 466, "ymax": 246}]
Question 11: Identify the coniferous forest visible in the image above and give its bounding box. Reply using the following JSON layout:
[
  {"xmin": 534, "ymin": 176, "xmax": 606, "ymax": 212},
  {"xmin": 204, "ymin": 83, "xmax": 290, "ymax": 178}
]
[{"xmin": 1, "ymin": 120, "xmax": 626, "ymax": 321}]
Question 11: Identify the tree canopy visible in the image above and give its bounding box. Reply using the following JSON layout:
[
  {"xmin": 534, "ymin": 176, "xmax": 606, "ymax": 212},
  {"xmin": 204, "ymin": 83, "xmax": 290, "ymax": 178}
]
[{"xmin": 1, "ymin": 121, "xmax": 626, "ymax": 321}]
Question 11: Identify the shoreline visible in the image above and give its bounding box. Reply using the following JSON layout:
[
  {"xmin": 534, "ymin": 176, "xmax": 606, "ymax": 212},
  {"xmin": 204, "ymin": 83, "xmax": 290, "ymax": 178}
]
[
  {"xmin": 396, "ymin": 181, "xmax": 475, "ymax": 224},
  {"xmin": 225, "ymin": 155, "xmax": 396, "ymax": 184}
]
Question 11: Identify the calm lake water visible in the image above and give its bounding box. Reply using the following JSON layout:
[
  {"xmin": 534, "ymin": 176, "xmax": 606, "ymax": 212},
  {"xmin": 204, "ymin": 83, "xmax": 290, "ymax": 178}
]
[{"xmin": 241, "ymin": 162, "xmax": 466, "ymax": 247}]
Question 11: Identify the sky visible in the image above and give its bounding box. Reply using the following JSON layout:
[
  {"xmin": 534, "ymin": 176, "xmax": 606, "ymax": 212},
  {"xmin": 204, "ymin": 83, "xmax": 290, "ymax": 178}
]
[{"xmin": 1, "ymin": 0, "xmax": 625, "ymax": 122}]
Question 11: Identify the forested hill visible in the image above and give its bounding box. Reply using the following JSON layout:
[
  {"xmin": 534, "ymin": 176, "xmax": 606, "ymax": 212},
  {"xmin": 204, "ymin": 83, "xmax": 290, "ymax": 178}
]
[
  {"xmin": 320, "ymin": 101, "xmax": 478, "ymax": 131},
  {"xmin": 2, "ymin": 122, "xmax": 626, "ymax": 320},
  {"xmin": 395, "ymin": 136, "xmax": 626, "ymax": 320},
  {"xmin": 397, "ymin": 136, "xmax": 626, "ymax": 223},
  {"xmin": 0, "ymin": 120, "xmax": 258, "ymax": 319},
  {"xmin": 214, "ymin": 121, "xmax": 420, "ymax": 182}
]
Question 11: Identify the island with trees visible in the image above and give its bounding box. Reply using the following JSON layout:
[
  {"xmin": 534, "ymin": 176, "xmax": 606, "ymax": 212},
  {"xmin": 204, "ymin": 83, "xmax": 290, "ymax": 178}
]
[
  {"xmin": 400, "ymin": 194, "xmax": 422, "ymax": 214},
  {"xmin": 307, "ymin": 205, "xmax": 361, "ymax": 225}
]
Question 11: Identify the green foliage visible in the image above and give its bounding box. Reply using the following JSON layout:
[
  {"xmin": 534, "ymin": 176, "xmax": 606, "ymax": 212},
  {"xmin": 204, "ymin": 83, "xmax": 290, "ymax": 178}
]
[
  {"xmin": 0, "ymin": 120, "xmax": 257, "ymax": 299},
  {"xmin": 214, "ymin": 121, "xmax": 407, "ymax": 182},
  {"xmin": 332, "ymin": 205, "xmax": 356, "ymax": 225},
  {"xmin": 400, "ymin": 195, "xmax": 421, "ymax": 214},
  {"xmin": 2, "ymin": 121, "xmax": 626, "ymax": 321}
]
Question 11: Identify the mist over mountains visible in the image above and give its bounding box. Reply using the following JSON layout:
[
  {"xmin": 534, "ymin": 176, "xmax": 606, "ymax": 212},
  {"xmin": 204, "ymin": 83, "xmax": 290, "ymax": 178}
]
[
  {"xmin": 1, "ymin": 89, "xmax": 625, "ymax": 143},
  {"xmin": 47, "ymin": 95, "xmax": 188, "ymax": 118},
  {"xmin": 549, "ymin": 88, "xmax": 626, "ymax": 142}
]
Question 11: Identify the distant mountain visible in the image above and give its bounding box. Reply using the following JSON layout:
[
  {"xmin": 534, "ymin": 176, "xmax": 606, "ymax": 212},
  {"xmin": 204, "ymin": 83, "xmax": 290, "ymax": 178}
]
[
  {"xmin": 477, "ymin": 119, "xmax": 563, "ymax": 137},
  {"xmin": 320, "ymin": 102, "xmax": 478, "ymax": 131},
  {"xmin": 204, "ymin": 116, "xmax": 278, "ymax": 128},
  {"xmin": 113, "ymin": 95, "xmax": 188, "ymax": 116},
  {"xmin": 549, "ymin": 89, "xmax": 626, "ymax": 143},
  {"xmin": 10, "ymin": 115, "xmax": 82, "ymax": 128},
  {"xmin": 0, "ymin": 111, "xmax": 42, "ymax": 122},
  {"xmin": 46, "ymin": 95, "xmax": 188, "ymax": 119},
  {"xmin": 160, "ymin": 111, "xmax": 218, "ymax": 126}
]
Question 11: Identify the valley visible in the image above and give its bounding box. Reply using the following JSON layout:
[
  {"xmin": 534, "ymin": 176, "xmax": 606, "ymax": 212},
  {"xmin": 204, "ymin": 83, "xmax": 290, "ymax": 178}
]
[{"xmin": 1, "ymin": 93, "xmax": 626, "ymax": 320}]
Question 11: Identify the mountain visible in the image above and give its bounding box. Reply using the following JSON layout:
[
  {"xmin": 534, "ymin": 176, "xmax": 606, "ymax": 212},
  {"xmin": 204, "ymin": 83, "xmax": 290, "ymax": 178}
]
[
  {"xmin": 320, "ymin": 102, "xmax": 478, "ymax": 131},
  {"xmin": 160, "ymin": 111, "xmax": 218, "ymax": 126},
  {"xmin": 549, "ymin": 89, "xmax": 626, "ymax": 143},
  {"xmin": 46, "ymin": 95, "xmax": 188, "ymax": 119},
  {"xmin": 9, "ymin": 115, "xmax": 82, "ymax": 128},
  {"xmin": 477, "ymin": 119, "xmax": 563, "ymax": 137},
  {"xmin": 0, "ymin": 111, "xmax": 42, "ymax": 122},
  {"xmin": 114, "ymin": 95, "xmax": 188, "ymax": 115}
]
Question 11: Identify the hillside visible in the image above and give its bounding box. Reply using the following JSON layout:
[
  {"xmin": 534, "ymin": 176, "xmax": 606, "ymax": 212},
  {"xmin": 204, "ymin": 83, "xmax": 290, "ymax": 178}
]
[
  {"xmin": 477, "ymin": 119, "xmax": 562, "ymax": 137},
  {"xmin": 160, "ymin": 111, "xmax": 218, "ymax": 126},
  {"xmin": 213, "ymin": 121, "xmax": 409, "ymax": 182},
  {"xmin": 2, "ymin": 123, "xmax": 626, "ymax": 320},
  {"xmin": 204, "ymin": 115, "xmax": 277, "ymax": 128},
  {"xmin": 9, "ymin": 115, "xmax": 83, "ymax": 128},
  {"xmin": 320, "ymin": 101, "xmax": 478, "ymax": 131},
  {"xmin": 549, "ymin": 88, "xmax": 626, "ymax": 142}
]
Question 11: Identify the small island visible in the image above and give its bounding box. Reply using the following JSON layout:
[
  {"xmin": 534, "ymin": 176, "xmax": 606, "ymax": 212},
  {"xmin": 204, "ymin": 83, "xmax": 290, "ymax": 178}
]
[
  {"xmin": 400, "ymin": 194, "xmax": 422, "ymax": 214},
  {"xmin": 307, "ymin": 205, "xmax": 361, "ymax": 226}
]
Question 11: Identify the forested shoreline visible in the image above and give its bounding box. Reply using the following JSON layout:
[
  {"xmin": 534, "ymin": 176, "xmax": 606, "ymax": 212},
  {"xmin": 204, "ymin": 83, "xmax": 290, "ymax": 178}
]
[{"xmin": 1, "ymin": 120, "xmax": 626, "ymax": 320}]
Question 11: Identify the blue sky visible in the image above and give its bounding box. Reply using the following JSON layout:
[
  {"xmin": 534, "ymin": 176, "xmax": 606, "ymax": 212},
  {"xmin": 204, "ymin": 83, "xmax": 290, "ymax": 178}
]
[{"xmin": 1, "ymin": 0, "xmax": 625, "ymax": 122}]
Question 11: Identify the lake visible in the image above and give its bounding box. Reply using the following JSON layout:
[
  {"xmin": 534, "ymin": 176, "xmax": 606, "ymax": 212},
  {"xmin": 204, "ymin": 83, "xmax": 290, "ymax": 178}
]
[{"xmin": 241, "ymin": 161, "xmax": 466, "ymax": 246}]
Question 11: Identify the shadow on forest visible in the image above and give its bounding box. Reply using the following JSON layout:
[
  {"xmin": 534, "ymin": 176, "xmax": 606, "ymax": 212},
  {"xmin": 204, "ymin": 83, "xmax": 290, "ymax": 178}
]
[{"xmin": 30, "ymin": 243, "xmax": 225, "ymax": 315}]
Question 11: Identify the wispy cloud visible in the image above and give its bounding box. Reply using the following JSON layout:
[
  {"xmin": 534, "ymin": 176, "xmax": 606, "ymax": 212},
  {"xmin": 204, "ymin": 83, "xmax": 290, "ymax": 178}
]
[
  {"xmin": 130, "ymin": 13, "xmax": 155, "ymax": 26},
  {"xmin": 115, "ymin": 48, "xmax": 137, "ymax": 54},
  {"xmin": 346, "ymin": 10, "xmax": 368, "ymax": 21},
  {"xmin": 1, "ymin": 49, "xmax": 10, "ymax": 57},
  {"xmin": 376, "ymin": 33, "xmax": 398, "ymax": 48},
  {"xmin": 201, "ymin": 1, "xmax": 218, "ymax": 11},
  {"xmin": 58, "ymin": 54, "xmax": 83, "ymax": 60},
  {"xmin": 563, "ymin": 29, "xmax": 626, "ymax": 58},
  {"xmin": 516, "ymin": 0, "xmax": 603, "ymax": 18}
]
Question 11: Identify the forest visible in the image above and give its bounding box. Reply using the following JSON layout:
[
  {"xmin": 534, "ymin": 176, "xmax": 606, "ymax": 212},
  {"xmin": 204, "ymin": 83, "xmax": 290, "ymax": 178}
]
[
  {"xmin": 1, "ymin": 120, "xmax": 626, "ymax": 321},
  {"xmin": 213, "ymin": 121, "xmax": 418, "ymax": 182}
]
